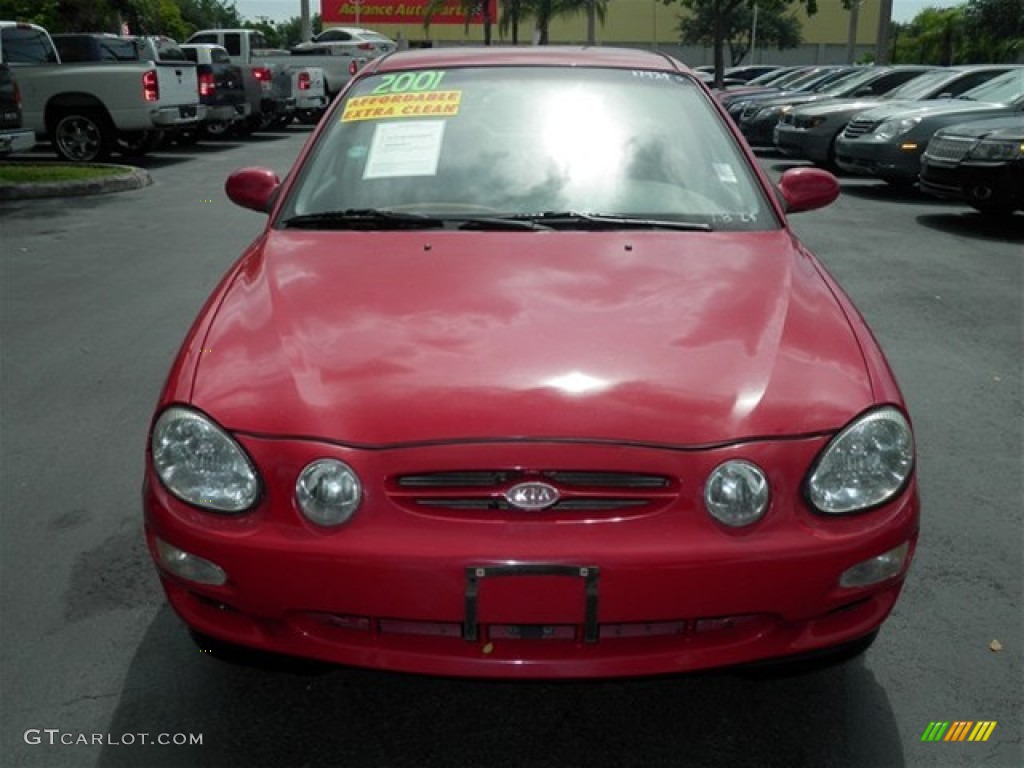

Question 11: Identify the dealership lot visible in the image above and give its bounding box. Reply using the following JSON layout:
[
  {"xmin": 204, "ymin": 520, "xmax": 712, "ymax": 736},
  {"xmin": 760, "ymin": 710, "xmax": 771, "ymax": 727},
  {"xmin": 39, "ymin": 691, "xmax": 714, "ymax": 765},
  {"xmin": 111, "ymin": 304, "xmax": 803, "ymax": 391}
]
[{"xmin": 1, "ymin": 127, "xmax": 1020, "ymax": 767}]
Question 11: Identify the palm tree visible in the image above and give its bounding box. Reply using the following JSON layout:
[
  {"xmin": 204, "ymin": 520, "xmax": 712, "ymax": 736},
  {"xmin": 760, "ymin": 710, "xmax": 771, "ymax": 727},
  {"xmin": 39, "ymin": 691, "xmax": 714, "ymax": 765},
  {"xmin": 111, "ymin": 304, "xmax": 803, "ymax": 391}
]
[
  {"xmin": 516, "ymin": 1, "xmax": 608, "ymax": 46},
  {"xmin": 422, "ymin": 0, "xmax": 493, "ymax": 45}
]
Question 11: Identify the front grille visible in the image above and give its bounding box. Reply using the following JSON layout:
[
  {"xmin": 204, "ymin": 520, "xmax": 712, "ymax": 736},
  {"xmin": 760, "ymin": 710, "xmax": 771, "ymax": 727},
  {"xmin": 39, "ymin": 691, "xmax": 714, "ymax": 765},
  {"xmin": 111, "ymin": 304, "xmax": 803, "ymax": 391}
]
[
  {"xmin": 843, "ymin": 117, "xmax": 879, "ymax": 139},
  {"xmin": 391, "ymin": 470, "xmax": 677, "ymax": 515},
  {"xmin": 924, "ymin": 136, "xmax": 975, "ymax": 164}
]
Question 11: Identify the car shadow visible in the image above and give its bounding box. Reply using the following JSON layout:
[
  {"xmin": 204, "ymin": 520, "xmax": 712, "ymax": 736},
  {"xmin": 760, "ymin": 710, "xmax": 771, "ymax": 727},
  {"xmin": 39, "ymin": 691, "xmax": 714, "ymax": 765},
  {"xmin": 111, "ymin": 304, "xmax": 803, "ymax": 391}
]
[
  {"xmin": 916, "ymin": 211, "xmax": 1024, "ymax": 243},
  {"xmin": 95, "ymin": 607, "xmax": 905, "ymax": 768},
  {"xmin": 838, "ymin": 181, "xmax": 950, "ymax": 207}
]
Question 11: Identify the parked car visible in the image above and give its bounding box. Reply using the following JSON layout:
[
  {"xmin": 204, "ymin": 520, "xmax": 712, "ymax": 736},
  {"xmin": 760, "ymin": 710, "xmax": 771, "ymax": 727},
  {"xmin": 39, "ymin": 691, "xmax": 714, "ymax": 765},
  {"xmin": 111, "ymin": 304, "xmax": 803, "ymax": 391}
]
[
  {"xmin": 0, "ymin": 62, "xmax": 34, "ymax": 155},
  {"xmin": 1, "ymin": 22, "xmax": 203, "ymax": 162},
  {"xmin": 738, "ymin": 66, "xmax": 936, "ymax": 147},
  {"xmin": 49, "ymin": 33, "xmax": 202, "ymax": 155},
  {"xmin": 144, "ymin": 47, "xmax": 919, "ymax": 680},
  {"xmin": 722, "ymin": 66, "xmax": 859, "ymax": 117},
  {"xmin": 290, "ymin": 26, "xmax": 396, "ymax": 58},
  {"xmin": 835, "ymin": 67, "xmax": 1024, "ymax": 186},
  {"xmin": 919, "ymin": 116, "xmax": 1023, "ymax": 216},
  {"xmin": 774, "ymin": 65, "xmax": 1013, "ymax": 168},
  {"xmin": 178, "ymin": 43, "xmax": 251, "ymax": 140}
]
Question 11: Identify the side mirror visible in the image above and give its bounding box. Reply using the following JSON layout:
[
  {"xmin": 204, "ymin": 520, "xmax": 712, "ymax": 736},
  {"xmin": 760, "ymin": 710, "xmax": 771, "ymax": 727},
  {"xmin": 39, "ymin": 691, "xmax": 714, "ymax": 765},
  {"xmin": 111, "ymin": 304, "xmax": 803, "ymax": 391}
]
[
  {"xmin": 778, "ymin": 167, "xmax": 840, "ymax": 213},
  {"xmin": 225, "ymin": 167, "xmax": 281, "ymax": 213}
]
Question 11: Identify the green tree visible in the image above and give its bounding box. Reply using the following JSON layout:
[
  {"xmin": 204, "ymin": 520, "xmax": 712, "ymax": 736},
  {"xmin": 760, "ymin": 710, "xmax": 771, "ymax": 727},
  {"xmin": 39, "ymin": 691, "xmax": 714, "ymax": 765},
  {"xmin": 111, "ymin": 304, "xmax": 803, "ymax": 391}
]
[
  {"xmin": 276, "ymin": 13, "xmax": 323, "ymax": 48},
  {"xmin": 684, "ymin": 2, "xmax": 804, "ymax": 66},
  {"xmin": 962, "ymin": 0, "xmax": 1024, "ymax": 62},
  {"xmin": 891, "ymin": 6, "xmax": 965, "ymax": 64},
  {"xmin": 517, "ymin": 0, "xmax": 609, "ymax": 45},
  {"xmin": 0, "ymin": 0, "xmax": 61, "ymax": 28},
  {"xmin": 662, "ymin": 0, "xmax": 828, "ymax": 87}
]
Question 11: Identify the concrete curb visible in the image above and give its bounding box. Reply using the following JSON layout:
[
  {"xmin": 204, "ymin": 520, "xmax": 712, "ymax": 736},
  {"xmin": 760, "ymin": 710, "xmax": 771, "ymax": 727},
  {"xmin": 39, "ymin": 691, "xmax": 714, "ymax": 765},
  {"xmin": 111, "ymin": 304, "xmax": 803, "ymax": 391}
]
[{"xmin": 0, "ymin": 163, "xmax": 152, "ymax": 201}]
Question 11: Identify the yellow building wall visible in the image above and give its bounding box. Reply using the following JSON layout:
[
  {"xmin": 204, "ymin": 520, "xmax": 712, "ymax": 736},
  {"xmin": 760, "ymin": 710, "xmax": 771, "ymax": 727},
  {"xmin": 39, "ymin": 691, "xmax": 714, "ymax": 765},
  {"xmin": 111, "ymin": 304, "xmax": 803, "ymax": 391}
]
[{"xmin": 353, "ymin": 2, "xmax": 881, "ymax": 47}]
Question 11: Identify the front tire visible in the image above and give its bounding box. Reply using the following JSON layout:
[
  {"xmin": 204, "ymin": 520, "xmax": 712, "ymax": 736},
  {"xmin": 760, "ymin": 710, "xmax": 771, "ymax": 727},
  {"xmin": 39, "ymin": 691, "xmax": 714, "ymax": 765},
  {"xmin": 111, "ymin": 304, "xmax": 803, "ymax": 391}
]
[{"xmin": 52, "ymin": 110, "xmax": 114, "ymax": 163}]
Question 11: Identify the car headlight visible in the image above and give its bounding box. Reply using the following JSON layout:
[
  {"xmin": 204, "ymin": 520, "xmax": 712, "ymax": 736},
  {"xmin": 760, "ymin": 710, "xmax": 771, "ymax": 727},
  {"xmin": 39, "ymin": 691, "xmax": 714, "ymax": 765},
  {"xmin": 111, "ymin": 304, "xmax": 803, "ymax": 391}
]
[
  {"xmin": 806, "ymin": 407, "xmax": 914, "ymax": 515},
  {"xmin": 757, "ymin": 105, "xmax": 786, "ymax": 119},
  {"xmin": 151, "ymin": 406, "xmax": 260, "ymax": 512},
  {"xmin": 874, "ymin": 117, "xmax": 921, "ymax": 141},
  {"xmin": 296, "ymin": 459, "xmax": 362, "ymax": 526},
  {"xmin": 704, "ymin": 460, "xmax": 770, "ymax": 527},
  {"xmin": 965, "ymin": 139, "xmax": 1024, "ymax": 161}
]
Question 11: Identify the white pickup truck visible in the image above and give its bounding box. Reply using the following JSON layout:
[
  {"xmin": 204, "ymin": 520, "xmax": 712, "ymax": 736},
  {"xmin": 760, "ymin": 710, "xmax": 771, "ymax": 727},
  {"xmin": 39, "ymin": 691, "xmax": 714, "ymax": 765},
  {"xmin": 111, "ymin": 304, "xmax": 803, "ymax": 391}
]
[
  {"xmin": 0, "ymin": 21, "xmax": 204, "ymax": 162},
  {"xmin": 186, "ymin": 28, "xmax": 360, "ymax": 97}
]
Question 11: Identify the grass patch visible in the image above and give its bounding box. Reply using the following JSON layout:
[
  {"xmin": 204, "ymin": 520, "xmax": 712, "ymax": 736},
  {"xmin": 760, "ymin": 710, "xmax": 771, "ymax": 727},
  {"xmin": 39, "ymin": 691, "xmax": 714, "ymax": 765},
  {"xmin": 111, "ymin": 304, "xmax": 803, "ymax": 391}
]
[{"xmin": 0, "ymin": 163, "xmax": 127, "ymax": 184}]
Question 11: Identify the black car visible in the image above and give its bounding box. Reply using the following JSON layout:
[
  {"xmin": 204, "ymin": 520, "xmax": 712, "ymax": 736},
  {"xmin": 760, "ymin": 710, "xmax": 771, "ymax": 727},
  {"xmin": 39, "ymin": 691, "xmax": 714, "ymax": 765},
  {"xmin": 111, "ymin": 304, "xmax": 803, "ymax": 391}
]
[{"xmin": 920, "ymin": 117, "xmax": 1024, "ymax": 216}]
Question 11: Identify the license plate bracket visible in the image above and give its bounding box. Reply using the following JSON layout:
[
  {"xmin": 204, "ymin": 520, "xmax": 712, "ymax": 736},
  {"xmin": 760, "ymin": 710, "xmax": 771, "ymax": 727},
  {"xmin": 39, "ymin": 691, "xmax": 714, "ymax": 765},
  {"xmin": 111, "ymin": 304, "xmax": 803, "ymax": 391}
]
[{"xmin": 464, "ymin": 564, "xmax": 600, "ymax": 644}]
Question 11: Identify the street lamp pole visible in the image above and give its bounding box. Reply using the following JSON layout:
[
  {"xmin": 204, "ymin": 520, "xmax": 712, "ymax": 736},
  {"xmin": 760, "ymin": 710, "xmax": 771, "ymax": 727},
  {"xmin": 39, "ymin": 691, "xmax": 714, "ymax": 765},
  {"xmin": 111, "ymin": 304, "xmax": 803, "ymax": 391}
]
[
  {"xmin": 300, "ymin": 0, "xmax": 311, "ymax": 42},
  {"xmin": 750, "ymin": 4, "xmax": 758, "ymax": 63},
  {"xmin": 876, "ymin": 0, "xmax": 893, "ymax": 64}
]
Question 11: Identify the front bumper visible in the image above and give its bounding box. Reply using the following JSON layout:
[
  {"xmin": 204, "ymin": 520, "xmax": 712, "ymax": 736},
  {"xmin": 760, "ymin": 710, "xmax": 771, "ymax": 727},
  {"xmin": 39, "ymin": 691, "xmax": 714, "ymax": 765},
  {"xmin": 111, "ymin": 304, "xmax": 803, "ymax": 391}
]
[
  {"xmin": 144, "ymin": 436, "xmax": 919, "ymax": 679},
  {"xmin": 0, "ymin": 128, "xmax": 36, "ymax": 155},
  {"xmin": 920, "ymin": 156, "xmax": 1024, "ymax": 210},
  {"xmin": 835, "ymin": 136, "xmax": 924, "ymax": 182},
  {"xmin": 774, "ymin": 124, "xmax": 835, "ymax": 164}
]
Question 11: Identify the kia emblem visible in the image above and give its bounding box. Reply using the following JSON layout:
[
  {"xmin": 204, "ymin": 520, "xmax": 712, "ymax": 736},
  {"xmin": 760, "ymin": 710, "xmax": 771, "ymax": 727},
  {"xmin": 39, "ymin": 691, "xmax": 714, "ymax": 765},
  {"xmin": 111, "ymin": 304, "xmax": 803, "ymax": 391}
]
[{"xmin": 504, "ymin": 482, "xmax": 560, "ymax": 511}]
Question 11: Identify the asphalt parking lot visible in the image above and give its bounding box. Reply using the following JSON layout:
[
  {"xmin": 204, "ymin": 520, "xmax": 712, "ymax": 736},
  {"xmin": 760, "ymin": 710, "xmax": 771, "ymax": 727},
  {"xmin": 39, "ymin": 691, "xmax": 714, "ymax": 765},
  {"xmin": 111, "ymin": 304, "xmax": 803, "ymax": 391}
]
[{"xmin": 1, "ymin": 127, "xmax": 1021, "ymax": 768}]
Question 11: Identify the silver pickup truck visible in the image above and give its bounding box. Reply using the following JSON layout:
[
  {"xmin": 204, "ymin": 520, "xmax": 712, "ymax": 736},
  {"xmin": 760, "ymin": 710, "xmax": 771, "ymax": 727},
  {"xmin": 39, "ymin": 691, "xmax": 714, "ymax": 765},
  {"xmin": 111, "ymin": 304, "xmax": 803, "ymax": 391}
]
[
  {"xmin": 0, "ymin": 21, "xmax": 203, "ymax": 162},
  {"xmin": 187, "ymin": 28, "xmax": 358, "ymax": 97}
]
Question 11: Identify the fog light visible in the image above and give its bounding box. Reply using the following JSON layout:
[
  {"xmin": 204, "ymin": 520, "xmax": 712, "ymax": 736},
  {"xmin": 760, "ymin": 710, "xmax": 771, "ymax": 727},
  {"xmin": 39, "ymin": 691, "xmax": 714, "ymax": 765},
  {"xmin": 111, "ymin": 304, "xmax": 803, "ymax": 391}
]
[
  {"xmin": 155, "ymin": 538, "xmax": 227, "ymax": 586},
  {"xmin": 839, "ymin": 542, "xmax": 909, "ymax": 588}
]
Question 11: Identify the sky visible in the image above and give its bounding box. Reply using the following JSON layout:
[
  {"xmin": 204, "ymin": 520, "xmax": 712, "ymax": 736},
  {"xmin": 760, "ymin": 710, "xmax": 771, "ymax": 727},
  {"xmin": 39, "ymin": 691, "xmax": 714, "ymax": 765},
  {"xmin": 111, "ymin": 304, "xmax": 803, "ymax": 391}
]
[{"xmin": 231, "ymin": 1, "xmax": 966, "ymax": 26}]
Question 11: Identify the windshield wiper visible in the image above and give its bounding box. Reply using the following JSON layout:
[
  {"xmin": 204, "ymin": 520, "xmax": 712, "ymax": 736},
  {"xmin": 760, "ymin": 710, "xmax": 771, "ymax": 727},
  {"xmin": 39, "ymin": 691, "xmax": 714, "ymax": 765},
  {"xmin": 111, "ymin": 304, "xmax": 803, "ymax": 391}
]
[
  {"xmin": 281, "ymin": 209, "xmax": 447, "ymax": 230},
  {"xmin": 506, "ymin": 211, "xmax": 713, "ymax": 231},
  {"xmin": 281, "ymin": 209, "xmax": 554, "ymax": 231}
]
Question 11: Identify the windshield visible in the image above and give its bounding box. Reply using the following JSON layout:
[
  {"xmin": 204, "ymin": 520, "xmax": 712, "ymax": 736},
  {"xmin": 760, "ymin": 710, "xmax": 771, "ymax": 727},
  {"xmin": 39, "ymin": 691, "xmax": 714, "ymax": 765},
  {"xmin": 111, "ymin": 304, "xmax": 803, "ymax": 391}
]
[
  {"xmin": 748, "ymin": 67, "xmax": 805, "ymax": 87},
  {"xmin": 281, "ymin": 66, "xmax": 776, "ymax": 232},
  {"xmin": 882, "ymin": 69, "xmax": 950, "ymax": 100},
  {"xmin": 821, "ymin": 67, "xmax": 880, "ymax": 96},
  {"xmin": 959, "ymin": 68, "xmax": 1024, "ymax": 103}
]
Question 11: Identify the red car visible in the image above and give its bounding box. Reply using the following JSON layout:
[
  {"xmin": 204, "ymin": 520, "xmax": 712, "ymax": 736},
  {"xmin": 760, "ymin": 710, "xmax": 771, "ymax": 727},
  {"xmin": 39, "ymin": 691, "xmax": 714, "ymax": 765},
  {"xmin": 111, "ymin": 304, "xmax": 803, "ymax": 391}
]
[{"xmin": 144, "ymin": 47, "xmax": 919, "ymax": 679}]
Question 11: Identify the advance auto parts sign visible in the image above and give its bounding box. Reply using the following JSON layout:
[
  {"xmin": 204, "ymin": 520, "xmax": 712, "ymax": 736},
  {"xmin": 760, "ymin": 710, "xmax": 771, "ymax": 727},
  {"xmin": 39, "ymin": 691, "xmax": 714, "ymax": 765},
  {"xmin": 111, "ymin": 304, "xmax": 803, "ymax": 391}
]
[{"xmin": 323, "ymin": 1, "xmax": 498, "ymax": 25}]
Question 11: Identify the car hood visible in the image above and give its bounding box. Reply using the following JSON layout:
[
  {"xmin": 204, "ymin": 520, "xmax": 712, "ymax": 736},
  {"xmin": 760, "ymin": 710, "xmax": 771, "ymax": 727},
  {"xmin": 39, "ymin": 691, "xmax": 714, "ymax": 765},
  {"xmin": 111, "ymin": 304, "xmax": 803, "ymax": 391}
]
[
  {"xmin": 191, "ymin": 230, "xmax": 873, "ymax": 447},
  {"xmin": 751, "ymin": 93, "xmax": 827, "ymax": 110},
  {"xmin": 935, "ymin": 115, "xmax": 1024, "ymax": 141},
  {"xmin": 854, "ymin": 99, "xmax": 1015, "ymax": 123},
  {"xmin": 796, "ymin": 97, "xmax": 890, "ymax": 117}
]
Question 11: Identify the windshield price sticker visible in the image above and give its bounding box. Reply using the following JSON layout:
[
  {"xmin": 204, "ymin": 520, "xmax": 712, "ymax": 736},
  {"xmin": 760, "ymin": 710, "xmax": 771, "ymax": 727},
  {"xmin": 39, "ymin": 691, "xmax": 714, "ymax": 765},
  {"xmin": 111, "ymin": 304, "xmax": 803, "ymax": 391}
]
[
  {"xmin": 371, "ymin": 70, "xmax": 446, "ymax": 94},
  {"xmin": 363, "ymin": 121, "xmax": 446, "ymax": 179},
  {"xmin": 342, "ymin": 91, "xmax": 462, "ymax": 122}
]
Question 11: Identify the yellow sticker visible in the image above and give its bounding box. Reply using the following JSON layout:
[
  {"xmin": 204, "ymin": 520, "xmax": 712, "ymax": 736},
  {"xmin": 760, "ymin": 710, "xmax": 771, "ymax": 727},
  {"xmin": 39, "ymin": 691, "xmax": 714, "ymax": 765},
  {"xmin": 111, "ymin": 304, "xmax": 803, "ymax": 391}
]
[{"xmin": 342, "ymin": 91, "xmax": 462, "ymax": 122}]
